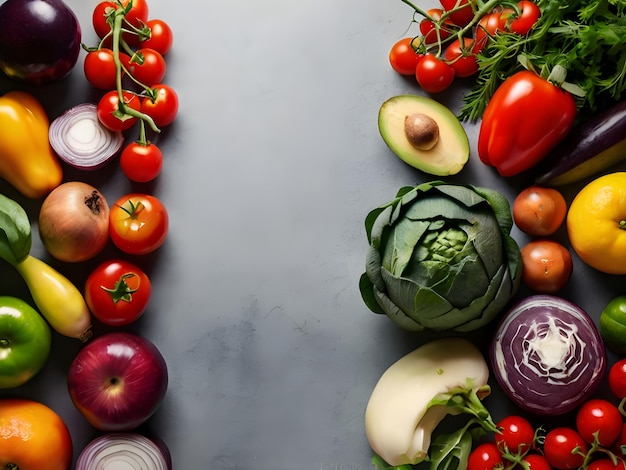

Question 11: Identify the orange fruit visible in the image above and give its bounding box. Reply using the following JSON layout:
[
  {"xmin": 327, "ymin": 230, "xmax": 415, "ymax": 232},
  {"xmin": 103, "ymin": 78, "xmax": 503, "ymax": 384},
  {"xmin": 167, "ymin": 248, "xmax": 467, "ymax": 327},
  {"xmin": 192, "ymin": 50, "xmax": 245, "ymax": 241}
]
[
  {"xmin": 567, "ymin": 172, "xmax": 626, "ymax": 274},
  {"xmin": 0, "ymin": 398, "xmax": 72, "ymax": 470}
]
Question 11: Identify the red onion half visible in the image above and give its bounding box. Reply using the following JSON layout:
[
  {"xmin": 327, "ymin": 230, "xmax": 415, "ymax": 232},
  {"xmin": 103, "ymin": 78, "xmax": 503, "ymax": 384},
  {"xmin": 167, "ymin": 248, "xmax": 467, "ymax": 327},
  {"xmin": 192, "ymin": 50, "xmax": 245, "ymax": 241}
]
[
  {"xmin": 76, "ymin": 433, "xmax": 172, "ymax": 470},
  {"xmin": 490, "ymin": 295, "xmax": 606, "ymax": 416},
  {"xmin": 49, "ymin": 103, "xmax": 124, "ymax": 169}
]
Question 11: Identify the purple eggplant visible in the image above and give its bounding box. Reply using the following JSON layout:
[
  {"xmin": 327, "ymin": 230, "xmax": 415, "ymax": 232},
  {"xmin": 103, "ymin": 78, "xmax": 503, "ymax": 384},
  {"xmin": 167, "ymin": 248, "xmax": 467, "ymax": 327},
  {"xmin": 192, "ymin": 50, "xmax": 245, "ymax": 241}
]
[
  {"xmin": 534, "ymin": 99, "xmax": 626, "ymax": 186},
  {"xmin": 0, "ymin": 0, "xmax": 81, "ymax": 84}
]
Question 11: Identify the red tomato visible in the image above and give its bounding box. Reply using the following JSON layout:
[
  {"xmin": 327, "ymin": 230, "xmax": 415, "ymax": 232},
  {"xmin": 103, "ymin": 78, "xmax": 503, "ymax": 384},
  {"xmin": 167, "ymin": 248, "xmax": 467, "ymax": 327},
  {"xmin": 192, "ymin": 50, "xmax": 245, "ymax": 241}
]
[
  {"xmin": 92, "ymin": 1, "xmax": 116, "ymax": 38},
  {"xmin": 120, "ymin": 142, "xmax": 164, "ymax": 183},
  {"xmin": 474, "ymin": 10, "xmax": 510, "ymax": 51},
  {"xmin": 97, "ymin": 90, "xmax": 142, "ymax": 131},
  {"xmin": 419, "ymin": 8, "xmax": 454, "ymax": 45},
  {"xmin": 521, "ymin": 240, "xmax": 573, "ymax": 293},
  {"xmin": 467, "ymin": 442, "xmax": 503, "ymax": 470},
  {"xmin": 612, "ymin": 423, "xmax": 626, "ymax": 455},
  {"xmin": 126, "ymin": 48, "xmax": 167, "ymax": 85},
  {"xmin": 513, "ymin": 186, "xmax": 567, "ymax": 236},
  {"xmin": 85, "ymin": 259, "xmax": 152, "ymax": 326},
  {"xmin": 109, "ymin": 193, "xmax": 169, "ymax": 255},
  {"xmin": 443, "ymin": 37, "xmax": 479, "ymax": 78},
  {"xmin": 84, "ymin": 48, "xmax": 130, "ymax": 90},
  {"xmin": 440, "ymin": 0, "xmax": 475, "ymax": 27},
  {"xmin": 141, "ymin": 19, "xmax": 174, "ymax": 56},
  {"xmin": 388, "ymin": 37, "xmax": 423, "ymax": 76},
  {"xmin": 543, "ymin": 427, "xmax": 587, "ymax": 470},
  {"xmin": 118, "ymin": 0, "xmax": 149, "ymax": 28},
  {"xmin": 609, "ymin": 359, "xmax": 626, "ymax": 399},
  {"xmin": 495, "ymin": 415, "xmax": 535, "ymax": 455},
  {"xmin": 588, "ymin": 459, "xmax": 626, "ymax": 470},
  {"xmin": 510, "ymin": 0, "xmax": 541, "ymax": 35},
  {"xmin": 141, "ymin": 84, "xmax": 179, "ymax": 127},
  {"xmin": 522, "ymin": 454, "xmax": 552, "ymax": 470},
  {"xmin": 415, "ymin": 54, "xmax": 455, "ymax": 93},
  {"xmin": 576, "ymin": 399, "xmax": 623, "ymax": 446}
]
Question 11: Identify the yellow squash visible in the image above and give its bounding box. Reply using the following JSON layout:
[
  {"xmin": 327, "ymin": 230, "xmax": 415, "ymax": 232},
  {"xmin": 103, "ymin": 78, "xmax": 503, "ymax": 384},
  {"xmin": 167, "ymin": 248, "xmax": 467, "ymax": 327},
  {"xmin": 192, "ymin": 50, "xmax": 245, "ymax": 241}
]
[{"xmin": 0, "ymin": 91, "xmax": 62, "ymax": 198}]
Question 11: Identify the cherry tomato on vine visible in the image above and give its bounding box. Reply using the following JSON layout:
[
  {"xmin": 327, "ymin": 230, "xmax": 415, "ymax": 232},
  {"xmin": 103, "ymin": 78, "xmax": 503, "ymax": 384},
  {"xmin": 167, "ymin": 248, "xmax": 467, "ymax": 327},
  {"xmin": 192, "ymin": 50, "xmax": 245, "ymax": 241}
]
[
  {"xmin": 467, "ymin": 442, "xmax": 503, "ymax": 470},
  {"xmin": 97, "ymin": 90, "xmax": 142, "ymax": 132},
  {"xmin": 141, "ymin": 19, "xmax": 174, "ymax": 56},
  {"xmin": 510, "ymin": 0, "xmax": 541, "ymax": 35},
  {"xmin": 109, "ymin": 193, "xmax": 169, "ymax": 255},
  {"xmin": 512, "ymin": 185, "xmax": 567, "ymax": 236},
  {"xmin": 415, "ymin": 53, "xmax": 455, "ymax": 93},
  {"xmin": 92, "ymin": 1, "xmax": 116, "ymax": 38},
  {"xmin": 389, "ymin": 37, "xmax": 423, "ymax": 76},
  {"xmin": 84, "ymin": 48, "xmax": 130, "ymax": 90},
  {"xmin": 521, "ymin": 240, "xmax": 573, "ymax": 293},
  {"xmin": 587, "ymin": 459, "xmax": 626, "ymax": 470},
  {"xmin": 126, "ymin": 48, "xmax": 167, "ymax": 85},
  {"xmin": 85, "ymin": 259, "xmax": 152, "ymax": 326},
  {"xmin": 609, "ymin": 359, "xmax": 626, "ymax": 400},
  {"xmin": 419, "ymin": 8, "xmax": 454, "ymax": 45},
  {"xmin": 522, "ymin": 454, "xmax": 552, "ymax": 470},
  {"xmin": 495, "ymin": 415, "xmax": 535, "ymax": 455},
  {"xmin": 443, "ymin": 37, "xmax": 479, "ymax": 78},
  {"xmin": 117, "ymin": 0, "xmax": 149, "ymax": 28},
  {"xmin": 439, "ymin": 0, "xmax": 474, "ymax": 27},
  {"xmin": 141, "ymin": 84, "xmax": 179, "ymax": 127},
  {"xmin": 120, "ymin": 142, "xmax": 163, "ymax": 183},
  {"xmin": 576, "ymin": 399, "xmax": 623, "ymax": 446},
  {"xmin": 474, "ymin": 10, "xmax": 510, "ymax": 51},
  {"xmin": 543, "ymin": 427, "xmax": 587, "ymax": 470}
]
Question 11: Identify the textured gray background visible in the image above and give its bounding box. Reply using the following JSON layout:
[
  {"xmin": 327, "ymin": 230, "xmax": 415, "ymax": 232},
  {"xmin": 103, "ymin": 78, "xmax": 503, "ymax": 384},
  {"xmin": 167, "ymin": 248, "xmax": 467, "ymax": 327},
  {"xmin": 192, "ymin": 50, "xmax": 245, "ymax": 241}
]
[{"xmin": 0, "ymin": 0, "xmax": 623, "ymax": 468}]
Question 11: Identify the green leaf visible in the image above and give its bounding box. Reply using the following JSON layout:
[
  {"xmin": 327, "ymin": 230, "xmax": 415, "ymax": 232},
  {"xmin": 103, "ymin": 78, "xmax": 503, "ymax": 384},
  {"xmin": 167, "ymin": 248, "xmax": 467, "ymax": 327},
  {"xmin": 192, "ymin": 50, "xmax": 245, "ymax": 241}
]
[
  {"xmin": 428, "ymin": 426, "xmax": 473, "ymax": 470},
  {"xmin": 0, "ymin": 194, "xmax": 32, "ymax": 265}
]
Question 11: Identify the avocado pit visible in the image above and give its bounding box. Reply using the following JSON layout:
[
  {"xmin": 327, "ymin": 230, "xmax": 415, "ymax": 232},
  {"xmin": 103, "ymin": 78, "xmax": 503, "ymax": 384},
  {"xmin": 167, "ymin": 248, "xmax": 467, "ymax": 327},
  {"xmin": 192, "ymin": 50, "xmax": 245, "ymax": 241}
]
[{"xmin": 404, "ymin": 113, "xmax": 439, "ymax": 150}]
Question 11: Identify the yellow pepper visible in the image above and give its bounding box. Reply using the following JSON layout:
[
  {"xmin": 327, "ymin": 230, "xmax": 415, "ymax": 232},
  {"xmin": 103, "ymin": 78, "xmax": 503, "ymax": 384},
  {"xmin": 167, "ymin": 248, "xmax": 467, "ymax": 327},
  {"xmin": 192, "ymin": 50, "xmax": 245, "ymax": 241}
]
[{"xmin": 0, "ymin": 91, "xmax": 62, "ymax": 199}]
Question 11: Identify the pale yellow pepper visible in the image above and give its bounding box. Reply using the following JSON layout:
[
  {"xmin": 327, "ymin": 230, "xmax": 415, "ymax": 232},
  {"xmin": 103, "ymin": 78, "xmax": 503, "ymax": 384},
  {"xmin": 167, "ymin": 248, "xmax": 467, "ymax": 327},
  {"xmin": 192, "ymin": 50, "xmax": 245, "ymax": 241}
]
[{"xmin": 0, "ymin": 91, "xmax": 62, "ymax": 198}]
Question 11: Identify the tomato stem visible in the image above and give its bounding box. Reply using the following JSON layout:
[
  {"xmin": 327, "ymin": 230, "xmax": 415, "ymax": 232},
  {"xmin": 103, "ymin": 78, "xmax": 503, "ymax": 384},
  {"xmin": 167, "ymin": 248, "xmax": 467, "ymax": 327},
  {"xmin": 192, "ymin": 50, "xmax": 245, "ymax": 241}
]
[{"xmin": 620, "ymin": 220, "xmax": 626, "ymax": 230}]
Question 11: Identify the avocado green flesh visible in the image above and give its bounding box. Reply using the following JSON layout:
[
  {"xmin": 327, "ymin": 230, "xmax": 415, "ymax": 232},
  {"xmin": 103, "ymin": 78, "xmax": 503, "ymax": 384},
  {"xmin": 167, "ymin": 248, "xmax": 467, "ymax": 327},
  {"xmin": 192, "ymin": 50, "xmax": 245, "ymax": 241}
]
[{"xmin": 378, "ymin": 95, "xmax": 469, "ymax": 176}]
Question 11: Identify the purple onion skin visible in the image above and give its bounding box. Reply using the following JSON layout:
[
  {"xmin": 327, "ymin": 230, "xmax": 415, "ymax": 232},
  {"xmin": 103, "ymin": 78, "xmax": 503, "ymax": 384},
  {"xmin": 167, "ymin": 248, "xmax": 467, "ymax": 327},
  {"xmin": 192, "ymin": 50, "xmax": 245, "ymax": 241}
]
[
  {"xmin": 490, "ymin": 295, "xmax": 606, "ymax": 416},
  {"xmin": 0, "ymin": 0, "xmax": 81, "ymax": 84}
]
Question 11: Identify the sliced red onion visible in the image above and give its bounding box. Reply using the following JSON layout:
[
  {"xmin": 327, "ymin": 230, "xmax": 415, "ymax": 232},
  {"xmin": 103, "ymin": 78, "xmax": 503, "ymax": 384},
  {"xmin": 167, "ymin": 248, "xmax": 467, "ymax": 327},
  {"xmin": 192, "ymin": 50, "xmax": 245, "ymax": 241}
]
[
  {"xmin": 49, "ymin": 103, "xmax": 124, "ymax": 170},
  {"xmin": 490, "ymin": 294, "xmax": 606, "ymax": 416},
  {"xmin": 76, "ymin": 433, "xmax": 171, "ymax": 470}
]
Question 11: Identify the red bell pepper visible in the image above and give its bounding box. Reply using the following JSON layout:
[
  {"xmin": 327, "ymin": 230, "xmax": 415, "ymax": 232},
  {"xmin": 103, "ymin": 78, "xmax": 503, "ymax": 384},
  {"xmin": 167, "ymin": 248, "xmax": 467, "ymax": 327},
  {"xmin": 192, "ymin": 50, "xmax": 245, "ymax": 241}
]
[{"xmin": 477, "ymin": 69, "xmax": 577, "ymax": 177}]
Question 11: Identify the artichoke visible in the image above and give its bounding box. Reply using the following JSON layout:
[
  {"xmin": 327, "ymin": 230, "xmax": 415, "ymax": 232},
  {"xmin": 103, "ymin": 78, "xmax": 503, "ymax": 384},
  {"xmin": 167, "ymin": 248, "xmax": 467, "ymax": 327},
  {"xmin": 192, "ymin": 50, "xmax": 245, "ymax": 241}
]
[{"xmin": 360, "ymin": 181, "xmax": 522, "ymax": 332}]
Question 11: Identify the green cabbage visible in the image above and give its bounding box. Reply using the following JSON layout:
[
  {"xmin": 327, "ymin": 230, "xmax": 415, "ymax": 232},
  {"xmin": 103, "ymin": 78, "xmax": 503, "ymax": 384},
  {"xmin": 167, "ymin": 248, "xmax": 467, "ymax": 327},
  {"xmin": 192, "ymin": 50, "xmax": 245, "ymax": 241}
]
[{"xmin": 359, "ymin": 181, "xmax": 522, "ymax": 332}]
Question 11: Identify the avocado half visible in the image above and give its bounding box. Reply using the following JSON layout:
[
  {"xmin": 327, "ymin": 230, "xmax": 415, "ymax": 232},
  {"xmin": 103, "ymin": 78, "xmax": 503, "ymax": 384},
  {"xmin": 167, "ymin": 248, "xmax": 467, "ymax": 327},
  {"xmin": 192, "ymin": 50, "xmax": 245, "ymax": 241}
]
[{"xmin": 378, "ymin": 95, "xmax": 469, "ymax": 176}]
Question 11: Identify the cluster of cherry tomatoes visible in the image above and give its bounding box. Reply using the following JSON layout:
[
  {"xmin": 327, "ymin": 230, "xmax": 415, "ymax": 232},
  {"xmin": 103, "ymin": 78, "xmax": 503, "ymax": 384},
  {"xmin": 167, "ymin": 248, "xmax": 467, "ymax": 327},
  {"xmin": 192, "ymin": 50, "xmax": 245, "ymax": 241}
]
[
  {"xmin": 469, "ymin": 358, "xmax": 626, "ymax": 470},
  {"xmin": 388, "ymin": 0, "xmax": 541, "ymax": 93},
  {"xmin": 84, "ymin": 0, "xmax": 179, "ymax": 182}
]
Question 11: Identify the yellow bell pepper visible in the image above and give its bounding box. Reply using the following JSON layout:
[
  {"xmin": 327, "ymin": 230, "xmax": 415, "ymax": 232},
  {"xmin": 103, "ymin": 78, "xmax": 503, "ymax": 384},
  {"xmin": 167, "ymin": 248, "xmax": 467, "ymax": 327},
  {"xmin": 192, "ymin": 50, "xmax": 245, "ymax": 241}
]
[{"xmin": 0, "ymin": 91, "xmax": 63, "ymax": 199}]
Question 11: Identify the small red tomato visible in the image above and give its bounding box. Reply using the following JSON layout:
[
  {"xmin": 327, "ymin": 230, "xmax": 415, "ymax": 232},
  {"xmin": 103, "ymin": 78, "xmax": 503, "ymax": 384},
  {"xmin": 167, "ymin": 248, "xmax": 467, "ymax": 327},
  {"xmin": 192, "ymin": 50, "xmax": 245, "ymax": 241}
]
[
  {"xmin": 443, "ymin": 37, "xmax": 479, "ymax": 78},
  {"xmin": 522, "ymin": 454, "xmax": 552, "ymax": 470},
  {"xmin": 388, "ymin": 37, "xmax": 423, "ymax": 76},
  {"xmin": 126, "ymin": 48, "xmax": 167, "ymax": 85},
  {"xmin": 576, "ymin": 399, "xmax": 623, "ymax": 446},
  {"xmin": 85, "ymin": 259, "xmax": 152, "ymax": 326},
  {"xmin": 495, "ymin": 415, "xmax": 535, "ymax": 454},
  {"xmin": 439, "ymin": 0, "xmax": 474, "ymax": 27},
  {"xmin": 543, "ymin": 427, "xmax": 587, "ymax": 470},
  {"xmin": 609, "ymin": 359, "xmax": 626, "ymax": 400},
  {"xmin": 84, "ymin": 49, "xmax": 130, "ymax": 90},
  {"xmin": 109, "ymin": 193, "xmax": 169, "ymax": 255},
  {"xmin": 513, "ymin": 186, "xmax": 567, "ymax": 236},
  {"xmin": 97, "ymin": 90, "xmax": 141, "ymax": 132},
  {"xmin": 521, "ymin": 240, "xmax": 573, "ymax": 293},
  {"xmin": 415, "ymin": 53, "xmax": 455, "ymax": 93},
  {"xmin": 141, "ymin": 19, "xmax": 174, "ymax": 56},
  {"xmin": 467, "ymin": 442, "xmax": 503, "ymax": 470},
  {"xmin": 419, "ymin": 8, "xmax": 454, "ymax": 45},
  {"xmin": 141, "ymin": 84, "xmax": 179, "ymax": 127},
  {"xmin": 92, "ymin": 1, "xmax": 116, "ymax": 38},
  {"xmin": 510, "ymin": 0, "xmax": 541, "ymax": 35},
  {"xmin": 587, "ymin": 459, "xmax": 626, "ymax": 470},
  {"xmin": 120, "ymin": 142, "xmax": 163, "ymax": 183}
]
